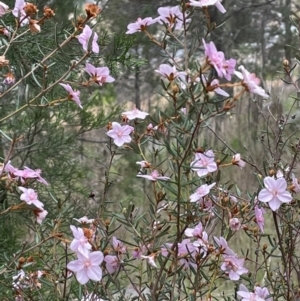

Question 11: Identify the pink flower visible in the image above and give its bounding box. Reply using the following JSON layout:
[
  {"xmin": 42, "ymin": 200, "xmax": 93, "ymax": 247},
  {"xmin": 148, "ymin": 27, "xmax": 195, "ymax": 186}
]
[
  {"xmin": 73, "ymin": 216, "xmax": 95, "ymax": 224},
  {"xmin": 14, "ymin": 166, "xmax": 48, "ymax": 185},
  {"xmin": 223, "ymin": 59, "xmax": 236, "ymax": 80},
  {"xmin": 104, "ymin": 255, "xmax": 120, "ymax": 274},
  {"xmin": 136, "ymin": 161, "xmax": 151, "ymax": 168},
  {"xmin": 190, "ymin": 150, "xmax": 218, "ymax": 177},
  {"xmin": 112, "ymin": 237, "xmax": 126, "ymax": 254},
  {"xmin": 213, "ymin": 236, "xmax": 236, "ymax": 256},
  {"xmin": 235, "ymin": 65, "xmax": 269, "ymax": 98},
  {"xmin": 255, "ymin": 286, "xmax": 272, "ymax": 300},
  {"xmin": 258, "ymin": 176, "xmax": 292, "ymax": 211},
  {"xmin": 3, "ymin": 160, "xmax": 16, "ymax": 174},
  {"xmin": 155, "ymin": 64, "xmax": 187, "ymax": 81},
  {"xmin": 147, "ymin": 123, "xmax": 154, "ymax": 131},
  {"xmin": 13, "ymin": 0, "xmax": 29, "ymax": 26},
  {"xmin": 126, "ymin": 17, "xmax": 157, "ymax": 34},
  {"xmin": 229, "ymin": 218, "xmax": 241, "ymax": 231},
  {"xmin": 189, "ymin": 183, "xmax": 216, "ymax": 202},
  {"xmin": 254, "ymin": 206, "xmax": 265, "ymax": 233},
  {"xmin": 132, "ymin": 245, "xmax": 147, "ymax": 259},
  {"xmin": 137, "ymin": 169, "xmax": 170, "ymax": 181},
  {"xmin": 141, "ymin": 254, "xmax": 157, "ymax": 268},
  {"xmin": 67, "ymin": 251, "xmax": 103, "ymax": 285},
  {"xmin": 157, "ymin": 6, "xmax": 188, "ymax": 30},
  {"xmin": 237, "ymin": 284, "xmax": 272, "ymax": 301},
  {"xmin": 70, "ymin": 225, "xmax": 92, "ymax": 256},
  {"xmin": 210, "ymin": 79, "xmax": 229, "ymax": 97},
  {"xmin": 276, "ymin": 170, "xmax": 284, "ymax": 178},
  {"xmin": 161, "ymin": 243, "xmax": 172, "ymax": 257},
  {"xmin": 106, "ymin": 122, "xmax": 134, "ymax": 147},
  {"xmin": 291, "ymin": 174, "xmax": 300, "ymax": 193},
  {"xmin": 162, "ymin": 239, "xmax": 198, "ymax": 269},
  {"xmin": 184, "ymin": 222, "xmax": 208, "ymax": 239},
  {"xmin": 180, "ymin": 107, "xmax": 187, "ymax": 114},
  {"xmin": 59, "ymin": 83, "xmax": 82, "ymax": 109},
  {"xmin": 3, "ymin": 73, "xmax": 15, "ymax": 85},
  {"xmin": 192, "ymin": 236, "xmax": 209, "ymax": 257},
  {"xmin": 0, "ymin": 1, "xmax": 8, "ymax": 16},
  {"xmin": 177, "ymin": 239, "xmax": 198, "ymax": 268},
  {"xmin": 232, "ymin": 153, "xmax": 246, "ymax": 169},
  {"xmin": 189, "ymin": 0, "xmax": 226, "ymax": 13},
  {"xmin": 78, "ymin": 25, "xmax": 99, "ymax": 53},
  {"xmin": 221, "ymin": 255, "xmax": 248, "ymax": 281},
  {"xmin": 201, "ymin": 76, "xmax": 229, "ymax": 96},
  {"xmin": 202, "ymin": 39, "xmax": 236, "ymax": 80},
  {"xmin": 18, "ymin": 187, "xmax": 44, "ymax": 209},
  {"xmin": 122, "ymin": 107, "xmax": 149, "ymax": 120},
  {"xmin": 85, "ymin": 63, "xmax": 115, "ymax": 85},
  {"xmin": 211, "ymin": 79, "xmax": 229, "ymax": 96},
  {"xmin": 34, "ymin": 208, "xmax": 48, "ymax": 224},
  {"xmin": 203, "ymin": 39, "xmax": 224, "ymax": 74}
]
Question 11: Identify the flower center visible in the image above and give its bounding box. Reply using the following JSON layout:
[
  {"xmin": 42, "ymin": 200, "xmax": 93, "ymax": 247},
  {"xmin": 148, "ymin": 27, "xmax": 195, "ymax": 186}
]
[
  {"xmin": 29, "ymin": 191, "xmax": 37, "ymax": 200},
  {"xmin": 151, "ymin": 170, "xmax": 159, "ymax": 179},
  {"xmin": 271, "ymin": 189, "xmax": 278, "ymax": 197},
  {"xmin": 117, "ymin": 130, "xmax": 123, "ymax": 138},
  {"xmin": 84, "ymin": 259, "xmax": 91, "ymax": 269}
]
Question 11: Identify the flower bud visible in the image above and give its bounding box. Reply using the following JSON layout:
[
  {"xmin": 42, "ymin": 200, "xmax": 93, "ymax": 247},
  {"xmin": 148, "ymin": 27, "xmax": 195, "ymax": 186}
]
[
  {"xmin": 0, "ymin": 55, "xmax": 9, "ymax": 66},
  {"xmin": 19, "ymin": 257, "xmax": 26, "ymax": 264},
  {"xmin": 24, "ymin": 3, "xmax": 38, "ymax": 17},
  {"xmin": 172, "ymin": 84, "xmax": 179, "ymax": 95},
  {"xmin": 282, "ymin": 59, "xmax": 289, "ymax": 68},
  {"xmin": 85, "ymin": 3, "xmax": 102, "ymax": 19},
  {"xmin": 83, "ymin": 228, "xmax": 93, "ymax": 239},
  {"xmin": 3, "ymin": 72, "xmax": 15, "ymax": 85},
  {"xmin": 43, "ymin": 7, "xmax": 55, "ymax": 19},
  {"xmin": 195, "ymin": 147, "xmax": 205, "ymax": 153},
  {"xmin": 106, "ymin": 122, "xmax": 112, "ymax": 131},
  {"xmin": 121, "ymin": 114, "xmax": 129, "ymax": 123},
  {"xmin": 268, "ymin": 169, "xmax": 275, "ymax": 177},
  {"xmin": 27, "ymin": 256, "xmax": 34, "ymax": 262},
  {"xmin": 29, "ymin": 19, "xmax": 41, "ymax": 33},
  {"xmin": 76, "ymin": 16, "xmax": 85, "ymax": 30},
  {"xmin": 0, "ymin": 27, "xmax": 8, "ymax": 37}
]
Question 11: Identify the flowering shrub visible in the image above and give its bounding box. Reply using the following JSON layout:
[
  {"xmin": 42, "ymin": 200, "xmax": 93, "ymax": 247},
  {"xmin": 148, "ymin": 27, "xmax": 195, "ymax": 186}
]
[{"xmin": 1, "ymin": 0, "xmax": 300, "ymax": 301}]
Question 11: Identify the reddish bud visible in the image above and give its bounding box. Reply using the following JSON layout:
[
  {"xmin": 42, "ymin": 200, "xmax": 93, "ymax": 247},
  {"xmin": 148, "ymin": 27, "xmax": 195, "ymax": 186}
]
[
  {"xmin": 43, "ymin": 7, "xmax": 55, "ymax": 19},
  {"xmin": 24, "ymin": 3, "xmax": 38, "ymax": 17},
  {"xmin": 85, "ymin": 3, "xmax": 102, "ymax": 18}
]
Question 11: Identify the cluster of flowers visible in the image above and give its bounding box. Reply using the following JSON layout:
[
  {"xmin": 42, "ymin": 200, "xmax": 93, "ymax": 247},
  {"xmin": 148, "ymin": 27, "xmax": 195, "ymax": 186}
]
[
  {"xmin": 126, "ymin": 1, "xmax": 225, "ymax": 34},
  {"xmin": 1, "ymin": 0, "xmax": 56, "ymax": 32},
  {"xmin": 105, "ymin": 107, "xmax": 149, "ymax": 147},
  {"xmin": 0, "ymin": 0, "xmax": 53, "ymax": 84},
  {"xmin": 58, "ymin": 20, "xmax": 116, "ymax": 109},
  {"xmin": 59, "ymin": 62, "xmax": 115, "ymax": 109},
  {"xmin": 126, "ymin": 2, "xmax": 269, "ymax": 99},
  {"xmin": 237, "ymin": 284, "xmax": 272, "ymax": 301},
  {"xmin": 161, "ymin": 222, "xmax": 248, "ymax": 280},
  {"xmin": 67, "ymin": 219, "xmax": 103, "ymax": 285},
  {"xmin": 0, "ymin": 161, "xmax": 48, "ymax": 223},
  {"xmin": 12, "ymin": 269, "xmax": 44, "ymax": 299},
  {"xmin": 67, "ymin": 217, "xmax": 130, "ymax": 285},
  {"xmin": 0, "ymin": 0, "xmax": 112, "ymax": 109}
]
